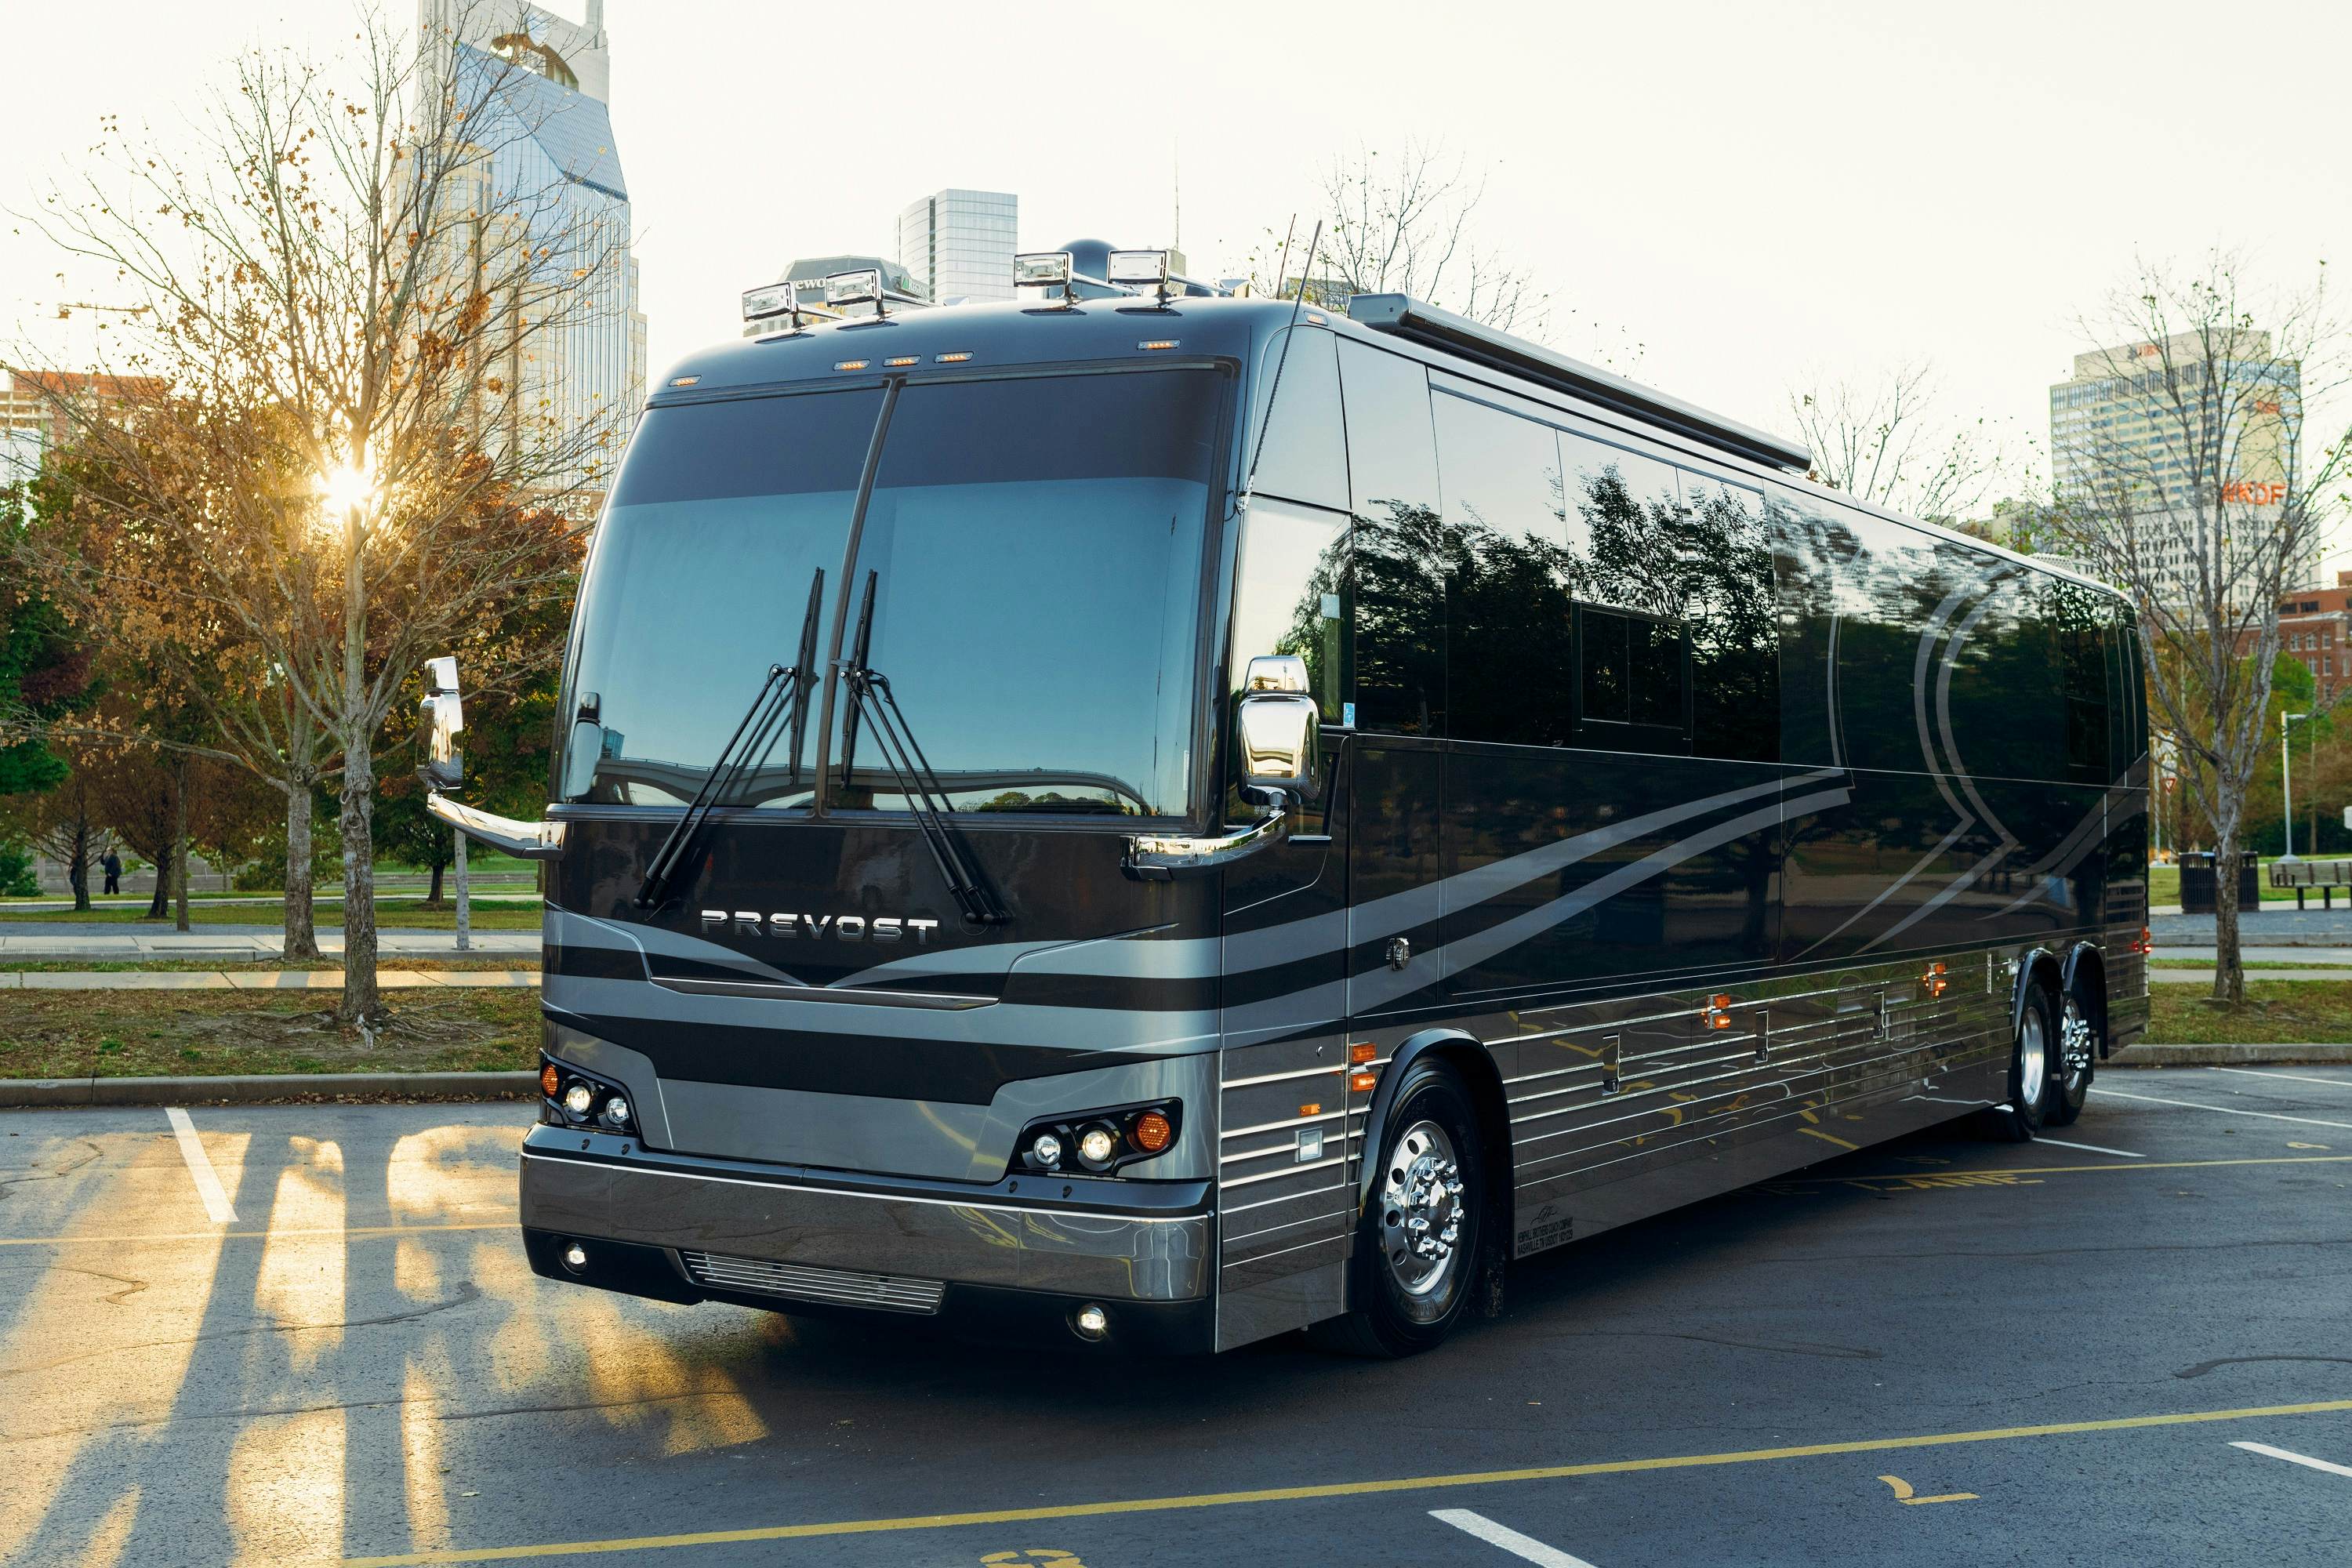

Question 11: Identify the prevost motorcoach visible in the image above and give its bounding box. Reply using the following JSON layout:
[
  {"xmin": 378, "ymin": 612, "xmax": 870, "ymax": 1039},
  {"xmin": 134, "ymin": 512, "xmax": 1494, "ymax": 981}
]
[{"xmin": 423, "ymin": 245, "xmax": 2151, "ymax": 1356}]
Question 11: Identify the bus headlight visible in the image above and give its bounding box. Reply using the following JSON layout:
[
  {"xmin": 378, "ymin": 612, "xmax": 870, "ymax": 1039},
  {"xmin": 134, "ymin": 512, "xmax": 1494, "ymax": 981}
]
[
  {"xmin": 1014, "ymin": 1102, "xmax": 1181, "ymax": 1176},
  {"xmin": 563, "ymin": 1081, "xmax": 597, "ymax": 1118}
]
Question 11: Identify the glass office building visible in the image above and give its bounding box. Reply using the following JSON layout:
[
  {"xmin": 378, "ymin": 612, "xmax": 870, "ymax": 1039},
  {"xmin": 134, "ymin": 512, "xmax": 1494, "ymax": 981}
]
[{"xmin": 895, "ymin": 190, "xmax": 1018, "ymax": 304}]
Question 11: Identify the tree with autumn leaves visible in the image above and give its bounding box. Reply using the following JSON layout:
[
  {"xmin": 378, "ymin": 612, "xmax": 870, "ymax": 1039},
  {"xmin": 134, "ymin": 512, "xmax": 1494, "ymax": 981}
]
[{"xmin": 11, "ymin": 7, "xmax": 611, "ymax": 1022}]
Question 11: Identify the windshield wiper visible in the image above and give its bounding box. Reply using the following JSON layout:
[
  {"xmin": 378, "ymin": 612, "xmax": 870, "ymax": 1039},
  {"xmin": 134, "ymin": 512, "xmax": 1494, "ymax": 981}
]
[
  {"xmin": 835, "ymin": 569, "xmax": 1009, "ymax": 926},
  {"xmin": 633, "ymin": 568, "xmax": 826, "ymax": 909}
]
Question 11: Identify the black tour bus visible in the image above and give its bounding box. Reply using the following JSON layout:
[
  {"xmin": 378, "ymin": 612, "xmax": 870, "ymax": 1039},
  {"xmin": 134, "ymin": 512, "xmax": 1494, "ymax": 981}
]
[{"xmin": 426, "ymin": 256, "xmax": 2150, "ymax": 1356}]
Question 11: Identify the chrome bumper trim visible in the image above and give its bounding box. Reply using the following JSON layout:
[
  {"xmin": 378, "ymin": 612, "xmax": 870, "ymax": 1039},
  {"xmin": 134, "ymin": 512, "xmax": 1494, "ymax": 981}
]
[{"xmin": 680, "ymin": 1251, "xmax": 945, "ymax": 1314}]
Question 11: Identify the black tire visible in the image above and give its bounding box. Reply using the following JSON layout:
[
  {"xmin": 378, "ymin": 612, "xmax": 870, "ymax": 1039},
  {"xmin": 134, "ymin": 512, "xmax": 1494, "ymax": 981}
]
[
  {"xmin": 1985, "ymin": 984, "xmax": 2055, "ymax": 1142},
  {"xmin": 1312, "ymin": 1059, "xmax": 1486, "ymax": 1359},
  {"xmin": 2048, "ymin": 977, "xmax": 2099, "ymax": 1127}
]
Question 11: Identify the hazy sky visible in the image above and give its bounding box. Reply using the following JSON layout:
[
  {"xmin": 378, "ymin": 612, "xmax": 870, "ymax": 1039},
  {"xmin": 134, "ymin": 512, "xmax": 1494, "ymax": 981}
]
[{"xmin": 8, "ymin": 1, "xmax": 2351, "ymax": 542}]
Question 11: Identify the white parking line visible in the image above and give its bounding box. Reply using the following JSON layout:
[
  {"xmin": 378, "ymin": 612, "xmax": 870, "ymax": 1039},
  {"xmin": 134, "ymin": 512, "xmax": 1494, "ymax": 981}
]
[
  {"xmin": 165, "ymin": 1106, "xmax": 238, "ymax": 1224},
  {"xmin": 2199, "ymin": 1066, "xmax": 2352, "ymax": 1091},
  {"xmin": 1431, "ymin": 1509, "xmax": 1602, "ymax": 1567},
  {"xmin": 2034, "ymin": 1137, "xmax": 2144, "ymax": 1158},
  {"xmin": 2231, "ymin": 1441, "xmax": 2352, "ymax": 1479},
  {"xmin": 2092, "ymin": 1089, "xmax": 2352, "ymax": 1132}
]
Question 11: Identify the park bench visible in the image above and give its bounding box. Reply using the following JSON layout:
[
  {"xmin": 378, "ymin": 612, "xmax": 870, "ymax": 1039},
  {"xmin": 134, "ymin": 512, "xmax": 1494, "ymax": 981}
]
[{"xmin": 2269, "ymin": 858, "xmax": 2352, "ymax": 909}]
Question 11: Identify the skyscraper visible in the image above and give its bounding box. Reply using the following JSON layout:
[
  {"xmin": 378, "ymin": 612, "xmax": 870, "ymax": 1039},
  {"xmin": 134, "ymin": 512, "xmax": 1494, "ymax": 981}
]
[
  {"xmin": 2049, "ymin": 332, "xmax": 2308, "ymax": 602},
  {"xmin": 420, "ymin": 0, "xmax": 647, "ymax": 485},
  {"xmin": 896, "ymin": 190, "xmax": 1018, "ymax": 304}
]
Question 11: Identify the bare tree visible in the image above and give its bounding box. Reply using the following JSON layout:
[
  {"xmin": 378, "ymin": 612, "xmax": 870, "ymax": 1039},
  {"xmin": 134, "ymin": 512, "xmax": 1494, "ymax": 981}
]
[
  {"xmin": 1247, "ymin": 140, "xmax": 1548, "ymax": 333},
  {"xmin": 2048, "ymin": 252, "xmax": 2347, "ymax": 1003},
  {"xmin": 11, "ymin": 4, "xmax": 615, "ymax": 1021},
  {"xmin": 1786, "ymin": 360, "xmax": 2019, "ymax": 524}
]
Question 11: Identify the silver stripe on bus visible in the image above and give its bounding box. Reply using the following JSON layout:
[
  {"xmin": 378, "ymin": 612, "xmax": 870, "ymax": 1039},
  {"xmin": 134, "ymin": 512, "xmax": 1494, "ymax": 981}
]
[
  {"xmin": 1221, "ymin": 1063, "xmax": 1346, "ymax": 1090},
  {"xmin": 1221, "ymin": 1109, "xmax": 1350, "ymax": 1139},
  {"xmin": 1219, "ymin": 1155, "xmax": 1347, "ymax": 1189},
  {"xmin": 517, "ymin": 1151, "xmax": 1207, "ymax": 1223},
  {"xmin": 1221, "ymin": 1181, "xmax": 1352, "ymax": 1217}
]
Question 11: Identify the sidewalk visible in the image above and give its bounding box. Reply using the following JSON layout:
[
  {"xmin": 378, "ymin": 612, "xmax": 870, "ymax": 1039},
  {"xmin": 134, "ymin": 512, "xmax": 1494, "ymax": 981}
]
[
  {"xmin": 0, "ymin": 921, "xmax": 537, "ymax": 960},
  {"xmin": 0, "ymin": 968, "xmax": 538, "ymax": 990}
]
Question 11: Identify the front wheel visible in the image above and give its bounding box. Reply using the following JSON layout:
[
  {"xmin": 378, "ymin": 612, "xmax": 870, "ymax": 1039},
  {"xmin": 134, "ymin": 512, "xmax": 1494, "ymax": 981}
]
[
  {"xmin": 1986, "ymin": 985, "xmax": 2055, "ymax": 1142},
  {"xmin": 1312, "ymin": 1060, "xmax": 1486, "ymax": 1358}
]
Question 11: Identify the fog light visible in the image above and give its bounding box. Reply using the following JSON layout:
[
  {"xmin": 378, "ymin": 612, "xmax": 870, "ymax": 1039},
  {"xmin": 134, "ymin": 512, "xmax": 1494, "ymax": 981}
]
[
  {"xmin": 562, "ymin": 1081, "xmax": 596, "ymax": 1118},
  {"xmin": 1030, "ymin": 1132, "xmax": 1064, "ymax": 1168},
  {"xmin": 1078, "ymin": 1126, "xmax": 1116, "ymax": 1166},
  {"xmin": 561, "ymin": 1241, "xmax": 588, "ymax": 1272},
  {"xmin": 1073, "ymin": 1302, "xmax": 1109, "ymax": 1341},
  {"xmin": 601, "ymin": 1095, "xmax": 632, "ymax": 1129}
]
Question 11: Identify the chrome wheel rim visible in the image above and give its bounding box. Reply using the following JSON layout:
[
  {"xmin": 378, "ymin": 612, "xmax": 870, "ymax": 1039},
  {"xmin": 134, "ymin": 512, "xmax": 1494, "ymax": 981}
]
[
  {"xmin": 2060, "ymin": 997, "xmax": 2094, "ymax": 1091},
  {"xmin": 2019, "ymin": 1006, "xmax": 2049, "ymax": 1106},
  {"xmin": 1379, "ymin": 1120, "xmax": 1464, "ymax": 1314}
]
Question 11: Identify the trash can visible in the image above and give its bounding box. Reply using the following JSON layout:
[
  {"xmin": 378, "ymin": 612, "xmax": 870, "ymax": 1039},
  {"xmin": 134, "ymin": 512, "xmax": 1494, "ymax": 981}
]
[{"xmin": 2179, "ymin": 852, "xmax": 2262, "ymax": 913}]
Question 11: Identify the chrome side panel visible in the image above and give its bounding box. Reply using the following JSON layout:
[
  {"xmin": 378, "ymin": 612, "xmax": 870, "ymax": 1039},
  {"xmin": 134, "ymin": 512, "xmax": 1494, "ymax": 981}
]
[
  {"xmin": 522, "ymin": 1150, "xmax": 1210, "ymax": 1303},
  {"xmin": 1210, "ymin": 1033, "xmax": 1354, "ymax": 1351}
]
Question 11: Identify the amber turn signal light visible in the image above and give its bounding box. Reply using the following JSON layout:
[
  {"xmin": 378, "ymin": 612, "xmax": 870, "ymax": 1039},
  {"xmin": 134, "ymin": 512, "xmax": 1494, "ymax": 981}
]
[
  {"xmin": 1350, "ymin": 1069, "xmax": 1378, "ymax": 1094},
  {"xmin": 1349, "ymin": 1042, "xmax": 1377, "ymax": 1065},
  {"xmin": 1131, "ymin": 1109, "xmax": 1174, "ymax": 1154},
  {"xmin": 1703, "ymin": 994, "xmax": 1733, "ymax": 1029},
  {"xmin": 539, "ymin": 1062, "xmax": 561, "ymax": 1098}
]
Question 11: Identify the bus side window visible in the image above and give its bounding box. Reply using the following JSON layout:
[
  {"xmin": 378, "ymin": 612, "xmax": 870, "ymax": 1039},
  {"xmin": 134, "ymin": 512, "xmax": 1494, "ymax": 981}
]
[
  {"xmin": 1432, "ymin": 390, "xmax": 1576, "ymax": 747},
  {"xmin": 2048, "ymin": 576, "xmax": 2111, "ymax": 781},
  {"xmin": 1339, "ymin": 339, "xmax": 1445, "ymax": 736},
  {"xmin": 1559, "ymin": 431, "xmax": 1687, "ymax": 753},
  {"xmin": 1677, "ymin": 470, "xmax": 1778, "ymax": 764},
  {"xmin": 1231, "ymin": 495, "xmax": 1349, "ymax": 728},
  {"xmin": 1246, "ymin": 327, "xmax": 1348, "ymax": 512}
]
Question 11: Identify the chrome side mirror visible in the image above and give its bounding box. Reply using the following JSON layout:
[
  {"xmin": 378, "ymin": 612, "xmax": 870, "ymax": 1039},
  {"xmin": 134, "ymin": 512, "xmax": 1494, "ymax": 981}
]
[
  {"xmin": 419, "ymin": 655, "xmax": 464, "ymax": 790},
  {"xmin": 1235, "ymin": 654, "xmax": 1320, "ymax": 809},
  {"xmin": 562, "ymin": 691, "xmax": 605, "ymax": 800}
]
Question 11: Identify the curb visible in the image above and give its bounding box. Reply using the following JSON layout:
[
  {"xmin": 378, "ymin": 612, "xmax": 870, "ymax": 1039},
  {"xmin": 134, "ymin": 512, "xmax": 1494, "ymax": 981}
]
[
  {"xmin": 0, "ymin": 1071, "xmax": 538, "ymax": 1108},
  {"xmin": 2110, "ymin": 1044, "xmax": 2352, "ymax": 1066}
]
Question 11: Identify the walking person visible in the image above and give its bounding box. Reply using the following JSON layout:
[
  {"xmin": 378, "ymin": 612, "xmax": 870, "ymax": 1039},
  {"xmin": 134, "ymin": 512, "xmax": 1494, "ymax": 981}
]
[{"xmin": 100, "ymin": 849, "xmax": 122, "ymax": 896}]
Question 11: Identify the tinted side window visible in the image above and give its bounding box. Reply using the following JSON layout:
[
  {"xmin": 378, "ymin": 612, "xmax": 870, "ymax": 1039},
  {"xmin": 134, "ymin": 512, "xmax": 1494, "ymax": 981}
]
[
  {"xmin": 1559, "ymin": 433, "xmax": 1682, "ymax": 615},
  {"xmin": 1246, "ymin": 327, "xmax": 1348, "ymax": 511},
  {"xmin": 1231, "ymin": 495, "xmax": 1348, "ymax": 725},
  {"xmin": 2048, "ymin": 577, "xmax": 2111, "ymax": 780},
  {"xmin": 1679, "ymin": 471, "xmax": 1779, "ymax": 763},
  {"xmin": 1432, "ymin": 391, "xmax": 1574, "ymax": 746},
  {"xmin": 1340, "ymin": 340, "xmax": 1444, "ymax": 735}
]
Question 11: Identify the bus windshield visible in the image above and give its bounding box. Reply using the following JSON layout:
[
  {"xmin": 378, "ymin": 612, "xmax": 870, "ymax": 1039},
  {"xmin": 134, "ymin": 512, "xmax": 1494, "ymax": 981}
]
[{"xmin": 563, "ymin": 368, "xmax": 1223, "ymax": 818}]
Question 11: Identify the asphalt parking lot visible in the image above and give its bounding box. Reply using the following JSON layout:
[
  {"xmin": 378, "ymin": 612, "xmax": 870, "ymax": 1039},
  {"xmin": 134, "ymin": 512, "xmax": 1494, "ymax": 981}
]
[{"xmin": 2, "ymin": 1069, "xmax": 2348, "ymax": 1568}]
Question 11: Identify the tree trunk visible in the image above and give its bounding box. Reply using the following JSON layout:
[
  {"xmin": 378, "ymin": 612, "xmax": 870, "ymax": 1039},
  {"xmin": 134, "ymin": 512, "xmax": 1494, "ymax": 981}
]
[
  {"xmin": 172, "ymin": 753, "xmax": 191, "ymax": 934},
  {"xmin": 284, "ymin": 782, "xmax": 319, "ymax": 960},
  {"xmin": 337, "ymin": 743, "xmax": 381, "ymax": 1024},
  {"xmin": 67, "ymin": 827, "xmax": 90, "ymax": 913},
  {"xmin": 2212, "ymin": 841, "xmax": 2245, "ymax": 1004},
  {"xmin": 145, "ymin": 847, "xmax": 169, "ymax": 920},
  {"xmin": 454, "ymin": 828, "xmax": 470, "ymax": 953},
  {"xmin": 426, "ymin": 856, "xmax": 446, "ymax": 909}
]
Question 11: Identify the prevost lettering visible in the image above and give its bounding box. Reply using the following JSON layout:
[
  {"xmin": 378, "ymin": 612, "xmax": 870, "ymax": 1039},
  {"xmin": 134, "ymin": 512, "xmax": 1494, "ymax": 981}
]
[{"xmin": 701, "ymin": 910, "xmax": 938, "ymax": 942}]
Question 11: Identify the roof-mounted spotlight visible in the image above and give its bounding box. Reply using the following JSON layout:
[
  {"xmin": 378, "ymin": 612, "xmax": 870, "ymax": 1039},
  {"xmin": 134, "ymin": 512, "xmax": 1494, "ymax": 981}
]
[
  {"xmin": 742, "ymin": 281, "xmax": 796, "ymax": 325},
  {"xmin": 1107, "ymin": 249, "xmax": 1171, "ymax": 302},
  {"xmin": 1014, "ymin": 250, "xmax": 1076, "ymax": 303},
  {"xmin": 741, "ymin": 279, "xmax": 840, "ymax": 335},
  {"xmin": 823, "ymin": 267, "xmax": 888, "ymax": 317}
]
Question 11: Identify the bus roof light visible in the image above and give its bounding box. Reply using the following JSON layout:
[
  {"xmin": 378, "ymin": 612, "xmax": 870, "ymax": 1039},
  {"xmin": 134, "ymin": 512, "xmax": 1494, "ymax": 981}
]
[{"xmin": 824, "ymin": 268, "xmax": 885, "ymax": 310}]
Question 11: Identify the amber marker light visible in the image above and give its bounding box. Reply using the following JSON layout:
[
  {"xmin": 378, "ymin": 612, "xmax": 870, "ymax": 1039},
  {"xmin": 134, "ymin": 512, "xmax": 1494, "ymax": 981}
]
[
  {"xmin": 1137, "ymin": 339, "xmax": 1181, "ymax": 351},
  {"xmin": 1703, "ymin": 994, "xmax": 1733, "ymax": 1029},
  {"xmin": 883, "ymin": 354, "xmax": 920, "ymax": 367},
  {"xmin": 1131, "ymin": 1110, "xmax": 1174, "ymax": 1154},
  {"xmin": 1298, "ymin": 1102, "xmax": 1322, "ymax": 1117},
  {"xmin": 833, "ymin": 359, "xmax": 869, "ymax": 372},
  {"xmin": 1350, "ymin": 1069, "xmax": 1378, "ymax": 1094},
  {"xmin": 1922, "ymin": 962, "xmax": 1950, "ymax": 999},
  {"xmin": 1349, "ymin": 1042, "xmax": 1377, "ymax": 1065},
  {"xmin": 935, "ymin": 351, "xmax": 974, "ymax": 362},
  {"xmin": 539, "ymin": 1062, "xmax": 561, "ymax": 1098}
]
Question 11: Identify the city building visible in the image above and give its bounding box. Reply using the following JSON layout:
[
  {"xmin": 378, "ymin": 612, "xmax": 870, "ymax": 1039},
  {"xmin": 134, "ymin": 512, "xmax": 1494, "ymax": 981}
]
[
  {"xmin": 2274, "ymin": 572, "xmax": 2352, "ymax": 708},
  {"xmin": 895, "ymin": 189, "xmax": 1018, "ymax": 304},
  {"xmin": 2049, "ymin": 331, "xmax": 2310, "ymax": 605},
  {"xmin": 419, "ymin": 0, "xmax": 646, "ymax": 487}
]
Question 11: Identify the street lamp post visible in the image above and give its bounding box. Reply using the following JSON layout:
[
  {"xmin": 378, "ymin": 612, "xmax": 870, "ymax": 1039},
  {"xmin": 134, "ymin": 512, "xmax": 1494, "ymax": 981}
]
[{"xmin": 2281, "ymin": 711, "xmax": 2310, "ymax": 862}]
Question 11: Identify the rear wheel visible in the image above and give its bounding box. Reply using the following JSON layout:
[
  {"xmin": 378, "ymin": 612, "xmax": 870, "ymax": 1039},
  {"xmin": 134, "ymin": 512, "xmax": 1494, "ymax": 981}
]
[
  {"xmin": 1312, "ymin": 1059, "xmax": 1486, "ymax": 1359},
  {"xmin": 2048, "ymin": 982, "xmax": 2099, "ymax": 1127},
  {"xmin": 1986, "ymin": 985, "xmax": 2055, "ymax": 1142}
]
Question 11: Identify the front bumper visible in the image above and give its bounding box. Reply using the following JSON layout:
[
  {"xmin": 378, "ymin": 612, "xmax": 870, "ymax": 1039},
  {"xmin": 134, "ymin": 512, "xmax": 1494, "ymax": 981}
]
[{"xmin": 520, "ymin": 1127, "xmax": 1214, "ymax": 1348}]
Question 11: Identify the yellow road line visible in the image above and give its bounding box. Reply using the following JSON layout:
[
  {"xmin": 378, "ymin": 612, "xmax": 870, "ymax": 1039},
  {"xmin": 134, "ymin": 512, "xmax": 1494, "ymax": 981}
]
[
  {"xmin": 0, "ymin": 1219, "xmax": 517, "ymax": 1248},
  {"xmin": 342, "ymin": 1397, "xmax": 2352, "ymax": 1566},
  {"xmin": 1773, "ymin": 1153, "xmax": 2352, "ymax": 1188}
]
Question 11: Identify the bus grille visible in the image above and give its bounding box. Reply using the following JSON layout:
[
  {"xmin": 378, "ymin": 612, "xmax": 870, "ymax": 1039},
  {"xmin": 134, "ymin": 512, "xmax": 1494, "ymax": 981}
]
[{"xmin": 678, "ymin": 1250, "xmax": 946, "ymax": 1315}]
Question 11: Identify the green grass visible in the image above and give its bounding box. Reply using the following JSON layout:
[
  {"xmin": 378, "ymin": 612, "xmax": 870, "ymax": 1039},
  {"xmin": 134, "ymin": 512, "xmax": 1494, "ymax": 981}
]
[
  {"xmin": 0, "ymin": 987, "xmax": 541, "ymax": 1078},
  {"xmin": 0, "ymin": 898, "xmax": 539, "ymax": 931},
  {"xmin": 0, "ymin": 956, "xmax": 535, "ymax": 974},
  {"xmin": 2149, "ymin": 957, "xmax": 2352, "ymax": 971},
  {"xmin": 2147, "ymin": 980, "xmax": 2352, "ymax": 1044}
]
